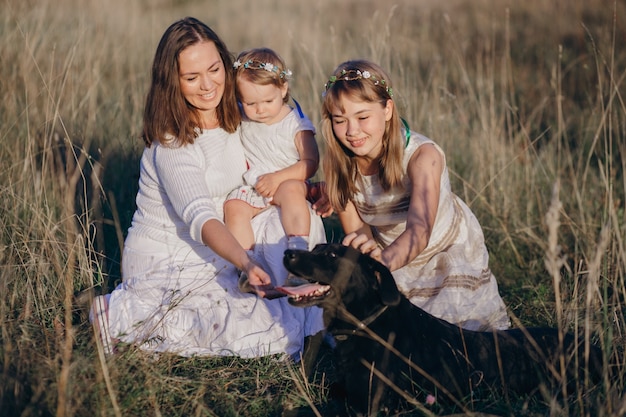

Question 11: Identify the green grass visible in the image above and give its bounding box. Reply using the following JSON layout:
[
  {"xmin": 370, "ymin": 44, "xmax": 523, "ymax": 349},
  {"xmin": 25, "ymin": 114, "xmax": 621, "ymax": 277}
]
[{"xmin": 1, "ymin": 0, "xmax": 625, "ymax": 415}]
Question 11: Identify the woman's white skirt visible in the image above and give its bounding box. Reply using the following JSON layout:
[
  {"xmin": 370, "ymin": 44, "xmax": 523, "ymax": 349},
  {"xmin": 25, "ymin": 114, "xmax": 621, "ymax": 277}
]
[{"xmin": 107, "ymin": 206, "xmax": 325, "ymax": 358}]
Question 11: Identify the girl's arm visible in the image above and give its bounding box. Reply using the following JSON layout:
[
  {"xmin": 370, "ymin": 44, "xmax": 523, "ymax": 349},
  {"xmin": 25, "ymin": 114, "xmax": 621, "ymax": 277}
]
[
  {"xmin": 292, "ymin": 129, "xmax": 319, "ymax": 179},
  {"xmin": 338, "ymin": 200, "xmax": 370, "ymax": 236},
  {"xmin": 339, "ymin": 200, "xmax": 373, "ymax": 237},
  {"xmin": 340, "ymin": 200, "xmax": 381, "ymax": 258},
  {"xmin": 380, "ymin": 143, "xmax": 443, "ymax": 271}
]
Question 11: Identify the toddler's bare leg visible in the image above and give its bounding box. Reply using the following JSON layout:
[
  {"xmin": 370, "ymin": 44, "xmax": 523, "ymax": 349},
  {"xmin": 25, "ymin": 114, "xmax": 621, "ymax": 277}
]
[
  {"xmin": 272, "ymin": 179, "xmax": 310, "ymax": 247},
  {"xmin": 224, "ymin": 199, "xmax": 261, "ymax": 250}
]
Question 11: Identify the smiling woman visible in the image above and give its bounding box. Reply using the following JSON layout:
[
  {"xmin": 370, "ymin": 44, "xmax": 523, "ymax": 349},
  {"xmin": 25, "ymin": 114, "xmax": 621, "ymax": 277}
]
[
  {"xmin": 178, "ymin": 41, "xmax": 225, "ymax": 129},
  {"xmin": 90, "ymin": 17, "xmax": 327, "ymax": 358}
]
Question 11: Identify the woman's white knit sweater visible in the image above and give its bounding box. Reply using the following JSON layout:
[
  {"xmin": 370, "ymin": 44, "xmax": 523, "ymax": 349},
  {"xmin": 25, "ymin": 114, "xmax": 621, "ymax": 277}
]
[{"xmin": 127, "ymin": 128, "xmax": 247, "ymax": 248}]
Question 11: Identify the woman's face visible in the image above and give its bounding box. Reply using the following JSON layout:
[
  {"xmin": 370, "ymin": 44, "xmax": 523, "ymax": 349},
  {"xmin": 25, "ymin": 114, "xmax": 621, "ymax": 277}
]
[
  {"xmin": 178, "ymin": 41, "xmax": 225, "ymax": 128},
  {"xmin": 329, "ymin": 94, "xmax": 393, "ymax": 169}
]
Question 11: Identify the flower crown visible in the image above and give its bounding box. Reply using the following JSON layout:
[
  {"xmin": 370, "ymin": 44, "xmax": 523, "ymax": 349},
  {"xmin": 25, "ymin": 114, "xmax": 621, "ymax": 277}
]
[
  {"xmin": 233, "ymin": 59, "xmax": 292, "ymax": 79},
  {"xmin": 323, "ymin": 69, "xmax": 393, "ymax": 98}
]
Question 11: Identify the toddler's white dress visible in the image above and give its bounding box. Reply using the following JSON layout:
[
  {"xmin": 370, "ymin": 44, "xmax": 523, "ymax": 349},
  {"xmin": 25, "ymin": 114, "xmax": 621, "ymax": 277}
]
[{"xmin": 226, "ymin": 106, "xmax": 315, "ymax": 208}]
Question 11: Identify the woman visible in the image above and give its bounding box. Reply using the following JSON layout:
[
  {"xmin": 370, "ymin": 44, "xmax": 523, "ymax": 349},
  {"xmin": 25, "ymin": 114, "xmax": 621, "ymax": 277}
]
[
  {"xmin": 91, "ymin": 17, "xmax": 325, "ymax": 358},
  {"xmin": 320, "ymin": 59, "xmax": 510, "ymax": 331}
]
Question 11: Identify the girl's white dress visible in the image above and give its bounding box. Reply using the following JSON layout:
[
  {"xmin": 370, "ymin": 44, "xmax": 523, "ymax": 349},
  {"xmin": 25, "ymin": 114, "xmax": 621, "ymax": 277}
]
[
  {"xmin": 352, "ymin": 131, "xmax": 510, "ymax": 331},
  {"xmin": 107, "ymin": 127, "xmax": 325, "ymax": 358}
]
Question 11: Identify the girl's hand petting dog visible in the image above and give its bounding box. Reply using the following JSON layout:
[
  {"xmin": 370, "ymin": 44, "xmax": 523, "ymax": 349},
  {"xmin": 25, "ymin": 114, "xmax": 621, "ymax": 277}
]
[{"xmin": 342, "ymin": 232, "xmax": 383, "ymax": 264}]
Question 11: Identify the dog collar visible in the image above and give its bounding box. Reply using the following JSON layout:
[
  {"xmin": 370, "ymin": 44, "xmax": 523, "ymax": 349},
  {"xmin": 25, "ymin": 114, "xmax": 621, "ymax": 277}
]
[
  {"xmin": 355, "ymin": 305, "xmax": 389, "ymax": 328},
  {"xmin": 333, "ymin": 304, "xmax": 389, "ymax": 340}
]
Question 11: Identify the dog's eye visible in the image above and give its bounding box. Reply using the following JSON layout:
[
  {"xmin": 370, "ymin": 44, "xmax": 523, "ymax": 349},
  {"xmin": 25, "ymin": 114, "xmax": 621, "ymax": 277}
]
[{"xmin": 329, "ymin": 252, "xmax": 337, "ymax": 258}]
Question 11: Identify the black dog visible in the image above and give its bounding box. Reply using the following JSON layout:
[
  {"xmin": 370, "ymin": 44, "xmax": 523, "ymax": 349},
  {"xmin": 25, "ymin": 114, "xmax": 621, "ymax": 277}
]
[{"xmin": 278, "ymin": 243, "xmax": 603, "ymax": 414}]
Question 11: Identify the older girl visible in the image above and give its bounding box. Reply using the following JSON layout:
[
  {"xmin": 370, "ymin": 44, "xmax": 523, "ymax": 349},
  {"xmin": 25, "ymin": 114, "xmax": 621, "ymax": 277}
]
[{"xmin": 321, "ymin": 59, "xmax": 509, "ymax": 331}]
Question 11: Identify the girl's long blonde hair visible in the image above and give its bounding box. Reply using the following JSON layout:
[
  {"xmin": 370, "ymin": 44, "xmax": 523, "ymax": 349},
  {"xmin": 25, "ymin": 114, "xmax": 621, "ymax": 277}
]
[{"xmin": 321, "ymin": 60, "xmax": 403, "ymax": 212}]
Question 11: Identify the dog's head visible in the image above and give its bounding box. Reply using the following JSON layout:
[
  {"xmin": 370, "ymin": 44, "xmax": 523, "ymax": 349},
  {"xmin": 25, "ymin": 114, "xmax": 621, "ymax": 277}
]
[{"xmin": 278, "ymin": 243, "xmax": 402, "ymax": 320}]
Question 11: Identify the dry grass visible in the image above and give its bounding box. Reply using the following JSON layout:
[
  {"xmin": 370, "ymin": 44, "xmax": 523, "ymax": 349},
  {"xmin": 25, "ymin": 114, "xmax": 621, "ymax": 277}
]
[{"xmin": 1, "ymin": 0, "xmax": 625, "ymax": 415}]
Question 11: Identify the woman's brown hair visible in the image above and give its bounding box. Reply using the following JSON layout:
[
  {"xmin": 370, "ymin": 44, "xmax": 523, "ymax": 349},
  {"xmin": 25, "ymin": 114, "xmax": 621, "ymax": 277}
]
[{"xmin": 142, "ymin": 17, "xmax": 241, "ymax": 147}]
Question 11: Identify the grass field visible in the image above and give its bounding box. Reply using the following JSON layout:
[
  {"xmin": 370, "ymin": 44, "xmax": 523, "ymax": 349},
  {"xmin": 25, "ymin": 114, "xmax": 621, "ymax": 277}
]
[{"xmin": 1, "ymin": 0, "xmax": 625, "ymax": 415}]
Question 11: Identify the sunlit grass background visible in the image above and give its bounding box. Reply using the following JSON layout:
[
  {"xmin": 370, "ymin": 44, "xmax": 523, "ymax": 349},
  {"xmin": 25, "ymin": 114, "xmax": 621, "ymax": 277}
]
[{"xmin": 1, "ymin": 0, "xmax": 625, "ymax": 415}]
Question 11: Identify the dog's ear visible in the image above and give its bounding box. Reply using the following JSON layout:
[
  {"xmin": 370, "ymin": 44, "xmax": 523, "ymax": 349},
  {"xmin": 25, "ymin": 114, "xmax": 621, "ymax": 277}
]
[{"xmin": 371, "ymin": 259, "xmax": 402, "ymax": 306}]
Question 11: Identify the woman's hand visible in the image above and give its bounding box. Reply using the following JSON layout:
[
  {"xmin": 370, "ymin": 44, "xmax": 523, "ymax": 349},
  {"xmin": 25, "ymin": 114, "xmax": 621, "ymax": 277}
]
[
  {"xmin": 307, "ymin": 181, "xmax": 333, "ymax": 217},
  {"xmin": 242, "ymin": 258, "xmax": 284, "ymax": 299},
  {"xmin": 342, "ymin": 232, "xmax": 383, "ymax": 264}
]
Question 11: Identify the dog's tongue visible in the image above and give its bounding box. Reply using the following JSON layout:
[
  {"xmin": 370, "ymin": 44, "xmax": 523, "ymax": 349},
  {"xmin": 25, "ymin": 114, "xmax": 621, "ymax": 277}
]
[{"xmin": 275, "ymin": 283, "xmax": 323, "ymax": 296}]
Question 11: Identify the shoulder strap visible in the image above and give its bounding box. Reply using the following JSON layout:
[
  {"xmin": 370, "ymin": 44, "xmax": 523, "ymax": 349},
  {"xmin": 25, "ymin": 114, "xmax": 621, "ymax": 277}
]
[
  {"xmin": 291, "ymin": 98, "xmax": 305, "ymax": 118},
  {"xmin": 401, "ymin": 118, "xmax": 411, "ymax": 148}
]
